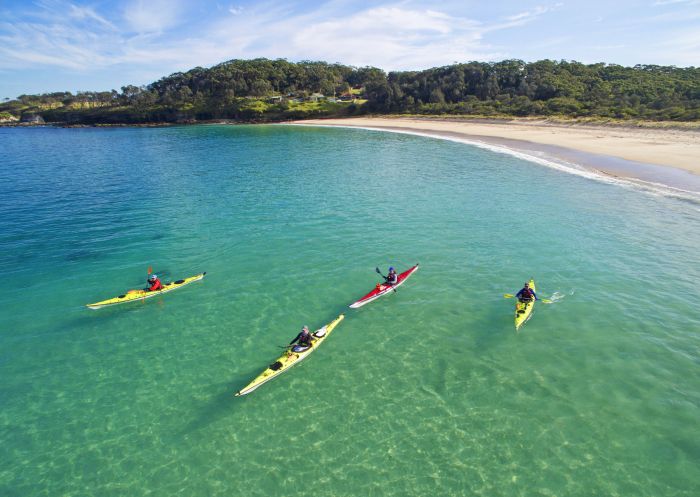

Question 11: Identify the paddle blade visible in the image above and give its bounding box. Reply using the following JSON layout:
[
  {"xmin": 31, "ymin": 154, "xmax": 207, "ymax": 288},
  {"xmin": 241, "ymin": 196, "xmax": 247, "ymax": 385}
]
[
  {"xmin": 375, "ymin": 267, "xmax": 381, "ymax": 274},
  {"xmin": 503, "ymin": 294, "xmax": 514, "ymax": 298},
  {"xmin": 541, "ymin": 299, "xmax": 553, "ymax": 304},
  {"xmin": 147, "ymin": 266, "xmax": 153, "ymax": 275}
]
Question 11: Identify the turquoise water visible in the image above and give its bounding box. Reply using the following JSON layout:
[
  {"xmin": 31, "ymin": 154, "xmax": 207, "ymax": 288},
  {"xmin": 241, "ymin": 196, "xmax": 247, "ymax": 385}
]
[{"xmin": 1, "ymin": 124, "xmax": 698, "ymax": 497}]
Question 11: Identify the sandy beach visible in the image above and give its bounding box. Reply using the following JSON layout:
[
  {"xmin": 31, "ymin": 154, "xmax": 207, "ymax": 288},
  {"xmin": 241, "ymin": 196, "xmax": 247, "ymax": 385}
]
[{"xmin": 295, "ymin": 117, "xmax": 700, "ymax": 192}]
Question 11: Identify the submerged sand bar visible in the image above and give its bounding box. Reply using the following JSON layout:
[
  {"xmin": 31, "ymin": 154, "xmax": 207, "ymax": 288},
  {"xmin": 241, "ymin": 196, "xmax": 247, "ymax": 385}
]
[{"xmin": 294, "ymin": 117, "xmax": 700, "ymax": 193}]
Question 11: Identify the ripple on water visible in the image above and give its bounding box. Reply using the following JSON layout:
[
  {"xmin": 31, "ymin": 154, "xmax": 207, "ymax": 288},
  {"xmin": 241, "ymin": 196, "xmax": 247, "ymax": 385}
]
[{"xmin": 0, "ymin": 125, "xmax": 698, "ymax": 497}]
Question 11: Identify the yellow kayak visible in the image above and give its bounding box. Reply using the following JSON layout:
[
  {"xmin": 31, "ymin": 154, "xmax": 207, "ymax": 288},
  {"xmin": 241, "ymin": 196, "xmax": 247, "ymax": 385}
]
[
  {"xmin": 235, "ymin": 314, "xmax": 345, "ymax": 396},
  {"xmin": 514, "ymin": 279, "xmax": 536, "ymax": 330},
  {"xmin": 86, "ymin": 272, "xmax": 206, "ymax": 309}
]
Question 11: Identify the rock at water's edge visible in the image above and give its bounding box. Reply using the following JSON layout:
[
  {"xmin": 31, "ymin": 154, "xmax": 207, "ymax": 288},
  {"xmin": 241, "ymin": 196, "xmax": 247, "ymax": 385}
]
[{"xmin": 20, "ymin": 113, "xmax": 45, "ymax": 124}]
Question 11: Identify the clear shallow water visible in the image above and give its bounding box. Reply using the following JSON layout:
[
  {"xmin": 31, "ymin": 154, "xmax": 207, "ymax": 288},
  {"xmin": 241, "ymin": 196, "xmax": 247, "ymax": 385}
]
[{"xmin": 1, "ymin": 124, "xmax": 698, "ymax": 497}]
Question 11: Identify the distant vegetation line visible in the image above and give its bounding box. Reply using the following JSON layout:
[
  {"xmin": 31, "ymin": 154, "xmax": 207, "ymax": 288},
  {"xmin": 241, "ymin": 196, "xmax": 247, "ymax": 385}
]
[{"xmin": 1, "ymin": 58, "xmax": 699, "ymax": 124}]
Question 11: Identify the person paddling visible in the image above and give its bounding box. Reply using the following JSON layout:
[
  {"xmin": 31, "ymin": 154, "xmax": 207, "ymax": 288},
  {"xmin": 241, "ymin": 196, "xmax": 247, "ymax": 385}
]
[
  {"xmin": 289, "ymin": 325, "xmax": 313, "ymax": 349},
  {"xmin": 146, "ymin": 274, "xmax": 164, "ymax": 292},
  {"xmin": 515, "ymin": 282, "xmax": 537, "ymax": 303},
  {"xmin": 385, "ymin": 267, "xmax": 398, "ymax": 286}
]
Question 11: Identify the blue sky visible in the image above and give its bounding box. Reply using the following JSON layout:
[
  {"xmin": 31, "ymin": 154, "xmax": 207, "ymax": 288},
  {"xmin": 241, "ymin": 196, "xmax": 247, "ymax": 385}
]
[{"xmin": 1, "ymin": 0, "xmax": 699, "ymax": 99}]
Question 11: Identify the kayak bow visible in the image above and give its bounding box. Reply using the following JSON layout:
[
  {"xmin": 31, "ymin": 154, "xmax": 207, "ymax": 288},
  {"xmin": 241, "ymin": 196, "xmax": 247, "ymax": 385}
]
[
  {"xmin": 86, "ymin": 272, "xmax": 206, "ymax": 309},
  {"xmin": 514, "ymin": 278, "xmax": 536, "ymax": 330},
  {"xmin": 235, "ymin": 314, "xmax": 345, "ymax": 397},
  {"xmin": 349, "ymin": 264, "xmax": 419, "ymax": 309}
]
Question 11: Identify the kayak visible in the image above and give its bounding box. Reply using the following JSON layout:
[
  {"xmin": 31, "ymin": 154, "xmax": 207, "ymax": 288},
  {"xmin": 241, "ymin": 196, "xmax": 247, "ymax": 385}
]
[
  {"xmin": 514, "ymin": 278, "xmax": 536, "ymax": 330},
  {"xmin": 235, "ymin": 314, "xmax": 345, "ymax": 397},
  {"xmin": 348, "ymin": 264, "xmax": 419, "ymax": 309},
  {"xmin": 86, "ymin": 272, "xmax": 206, "ymax": 309}
]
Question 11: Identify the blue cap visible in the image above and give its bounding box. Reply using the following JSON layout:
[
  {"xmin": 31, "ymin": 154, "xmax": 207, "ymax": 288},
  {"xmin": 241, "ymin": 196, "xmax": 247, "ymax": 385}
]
[{"xmin": 389, "ymin": 267, "xmax": 394, "ymax": 271}]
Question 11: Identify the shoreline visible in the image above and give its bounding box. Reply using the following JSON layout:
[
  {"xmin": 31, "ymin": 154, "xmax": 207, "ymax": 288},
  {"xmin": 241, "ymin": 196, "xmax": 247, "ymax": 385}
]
[
  {"xmin": 5, "ymin": 116, "xmax": 699, "ymax": 196},
  {"xmin": 291, "ymin": 116, "xmax": 700, "ymax": 197}
]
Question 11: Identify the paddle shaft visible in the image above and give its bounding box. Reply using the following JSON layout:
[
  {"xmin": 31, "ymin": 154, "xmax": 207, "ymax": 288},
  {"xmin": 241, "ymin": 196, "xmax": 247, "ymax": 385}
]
[{"xmin": 504, "ymin": 293, "xmax": 551, "ymax": 304}]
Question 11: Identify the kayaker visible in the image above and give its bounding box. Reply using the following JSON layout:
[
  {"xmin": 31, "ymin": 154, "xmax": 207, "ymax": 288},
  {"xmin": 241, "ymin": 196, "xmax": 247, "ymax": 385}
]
[
  {"xmin": 289, "ymin": 325, "xmax": 313, "ymax": 348},
  {"xmin": 146, "ymin": 274, "xmax": 164, "ymax": 292},
  {"xmin": 516, "ymin": 282, "xmax": 537, "ymax": 303},
  {"xmin": 385, "ymin": 267, "xmax": 398, "ymax": 286}
]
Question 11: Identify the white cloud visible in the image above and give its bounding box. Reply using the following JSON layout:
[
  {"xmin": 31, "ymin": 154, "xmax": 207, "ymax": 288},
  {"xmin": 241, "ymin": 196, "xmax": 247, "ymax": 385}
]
[
  {"xmin": 651, "ymin": 28, "xmax": 700, "ymax": 65},
  {"xmin": 278, "ymin": 7, "xmax": 490, "ymax": 69},
  {"xmin": 122, "ymin": 0, "xmax": 186, "ymax": 33},
  {"xmin": 69, "ymin": 4, "xmax": 116, "ymax": 29},
  {"xmin": 653, "ymin": 0, "xmax": 700, "ymax": 5},
  {"xmin": 8, "ymin": 0, "xmax": 696, "ymax": 90},
  {"xmin": 505, "ymin": 7, "xmax": 547, "ymax": 22},
  {"xmin": 590, "ymin": 44, "xmax": 626, "ymax": 50},
  {"xmin": 0, "ymin": 1, "xmax": 560, "ymax": 75},
  {"xmin": 188, "ymin": 4, "xmax": 508, "ymax": 70},
  {"xmin": 0, "ymin": 19, "xmax": 116, "ymax": 70},
  {"xmin": 493, "ymin": 3, "xmax": 562, "ymax": 31}
]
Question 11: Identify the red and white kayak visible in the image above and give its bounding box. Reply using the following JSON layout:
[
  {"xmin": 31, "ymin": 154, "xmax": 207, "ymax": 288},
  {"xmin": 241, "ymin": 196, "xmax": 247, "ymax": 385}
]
[{"xmin": 349, "ymin": 264, "xmax": 419, "ymax": 309}]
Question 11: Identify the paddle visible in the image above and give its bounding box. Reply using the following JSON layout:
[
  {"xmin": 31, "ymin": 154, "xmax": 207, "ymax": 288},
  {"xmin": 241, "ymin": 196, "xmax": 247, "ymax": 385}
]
[
  {"xmin": 503, "ymin": 294, "xmax": 552, "ymax": 304},
  {"xmin": 126, "ymin": 267, "xmax": 153, "ymax": 294},
  {"xmin": 375, "ymin": 267, "xmax": 397, "ymax": 293},
  {"xmin": 278, "ymin": 342, "xmax": 313, "ymax": 350}
]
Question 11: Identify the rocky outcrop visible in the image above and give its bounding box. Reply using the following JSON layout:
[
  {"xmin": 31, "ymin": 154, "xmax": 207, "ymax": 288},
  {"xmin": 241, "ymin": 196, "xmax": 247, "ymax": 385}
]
[{"xmin": 20, "ymin": 113, "xmax": 45, "ymax": 124}]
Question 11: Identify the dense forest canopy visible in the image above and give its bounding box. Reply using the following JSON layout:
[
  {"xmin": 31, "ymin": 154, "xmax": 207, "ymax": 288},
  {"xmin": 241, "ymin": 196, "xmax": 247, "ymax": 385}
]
[{"xmin": 2, "ymin": 58, "xmax": 698, "ymax": 123}]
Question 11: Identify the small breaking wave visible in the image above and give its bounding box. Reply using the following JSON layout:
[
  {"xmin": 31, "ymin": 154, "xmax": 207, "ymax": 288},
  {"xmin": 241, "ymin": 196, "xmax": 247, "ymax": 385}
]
[{"xmin": 548, "ymin": 291, "xmax": 570, "ymax": 303}]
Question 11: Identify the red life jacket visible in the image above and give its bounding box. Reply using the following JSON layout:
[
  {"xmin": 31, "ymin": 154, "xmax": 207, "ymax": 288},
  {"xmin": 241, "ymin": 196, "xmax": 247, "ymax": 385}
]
[{"xmin": 148, "ymin": 278, "xmax": 163, "ymax": 291}]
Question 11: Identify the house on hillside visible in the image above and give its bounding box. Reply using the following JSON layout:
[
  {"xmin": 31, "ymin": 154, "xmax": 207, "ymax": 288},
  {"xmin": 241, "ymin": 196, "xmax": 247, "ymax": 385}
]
[{"xmin": 308, "ymin": 93, "xmax": 325, "ymax": 102}]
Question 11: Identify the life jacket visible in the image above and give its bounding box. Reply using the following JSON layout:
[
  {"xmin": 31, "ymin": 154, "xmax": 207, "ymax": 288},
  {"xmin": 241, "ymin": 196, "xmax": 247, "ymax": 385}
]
[
  {"xmin": 148, "ymin": 278, "xmax": 163, "ymax": 291},
  {"xmin": 519, "ymin": 287, "xmax": 534, "ymax": 299},
  {"xmin": 386, "ymin": 272, "xmax": 398, "ymax": 284},
  {"xmin": 298, "ymin": 332, "xmax": 312, "ymax": 346}
]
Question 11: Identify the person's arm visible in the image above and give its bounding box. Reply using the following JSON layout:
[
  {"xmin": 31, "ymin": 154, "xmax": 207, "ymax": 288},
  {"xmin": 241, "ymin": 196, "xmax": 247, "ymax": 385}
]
[
  {"xmin": 532, "ymin": 291, "xmax": 538, "ymax": 301},
  {"xmin": 289, "ymin": 333, "xmax": 301, "ymax": 346},
  {"xmin": 515, "ymin": 289, "xmax": 523, "ymax": 298}
]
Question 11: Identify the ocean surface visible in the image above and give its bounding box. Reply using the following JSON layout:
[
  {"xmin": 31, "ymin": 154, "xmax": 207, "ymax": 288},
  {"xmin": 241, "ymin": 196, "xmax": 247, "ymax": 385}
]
[{"xmin": 1, "ymin": 124, "xmax": 698, "ymax": 497}]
